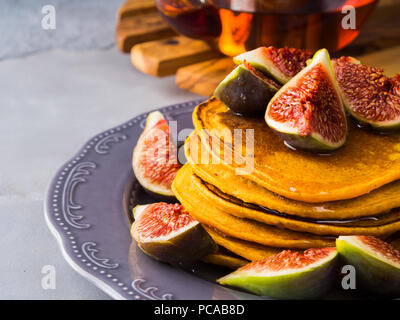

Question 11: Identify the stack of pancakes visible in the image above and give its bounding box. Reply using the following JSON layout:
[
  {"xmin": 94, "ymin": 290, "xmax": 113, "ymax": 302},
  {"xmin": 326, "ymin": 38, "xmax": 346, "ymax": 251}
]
[{"xmin": 172, "ymin": 97, "xmax": 400, "ymax": 262}]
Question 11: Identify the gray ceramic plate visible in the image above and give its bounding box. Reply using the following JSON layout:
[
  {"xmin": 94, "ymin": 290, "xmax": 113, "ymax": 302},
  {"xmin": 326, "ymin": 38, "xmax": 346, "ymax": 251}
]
[{"xmin": 45, "ymin": 99, "xmax": 261, "ymax": 300}]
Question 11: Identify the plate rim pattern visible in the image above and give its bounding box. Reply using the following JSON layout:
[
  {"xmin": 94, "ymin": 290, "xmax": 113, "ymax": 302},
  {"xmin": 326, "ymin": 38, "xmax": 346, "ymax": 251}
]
[{"xmin": 44, "ymin": 99, "xmax": 204, "ymax": 300}]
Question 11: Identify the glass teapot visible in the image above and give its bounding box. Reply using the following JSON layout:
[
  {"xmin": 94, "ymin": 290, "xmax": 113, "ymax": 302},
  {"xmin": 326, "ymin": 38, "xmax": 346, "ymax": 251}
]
[{"xmin": 155, "ymin": 0, "xmax": 378, "ymax": 56}]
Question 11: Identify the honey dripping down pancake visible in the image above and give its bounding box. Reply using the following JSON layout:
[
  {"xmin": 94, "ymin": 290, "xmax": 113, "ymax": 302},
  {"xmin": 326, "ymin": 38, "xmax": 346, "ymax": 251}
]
[
  {"xmin": 172, "ymin": 165, "xmax": 335, "ymax": 249},
  {"xmin": 192, "ymin": 97, "xmax": 400, "ymax": 203},
  {"xmin": 185, "ymin": 131, "xmax": 400, "ymax": 220}
]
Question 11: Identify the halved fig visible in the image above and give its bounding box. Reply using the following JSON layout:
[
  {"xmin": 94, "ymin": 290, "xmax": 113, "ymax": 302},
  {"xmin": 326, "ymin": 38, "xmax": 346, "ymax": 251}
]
[
  {"xmin": 218, "ymin": 247, "xmax": 338, "ymax": 299},
  {"xmin": 333, "ymin": 57, "xmax": 400, "ymax": 130},
  {"xmin": 131, "ymin": 203, "xmax": 217, "ymax": 266},
  {"xmin": 214, "ymin": 63, "xmax": 281, "ymax": 115},
  {"xmin": 132, "ymin": 111, "xmax": 180, "ymax": 197},
  {"xmin": 336, "ymin": 235, "xmax": 400, "ymax": 297},
  {"xmin": 233, "ymin": 46, "xmax": 312, "ymax": 84},
  {"xmin": 266, "ymin": 49, "xmax": 347, "ymax": 152}
]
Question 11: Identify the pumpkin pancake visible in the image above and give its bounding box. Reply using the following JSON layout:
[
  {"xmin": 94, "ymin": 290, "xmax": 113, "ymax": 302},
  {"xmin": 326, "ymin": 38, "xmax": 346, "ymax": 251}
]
[
  {"xmin": 184, "ymin": 165, "xmax": 400, "ymax": 237},
  {"xmin": 207, "ymin": 180, "xmax": 400, "ymax": 229},
  {"xmin": 202, "ymin": 248, "xmax": 248, "ymax": 269},
  {"xmin": 193, "ymin": 97, "xmax": 400, "ymax": 203},
  {"xmin": 186, "ymin": 131, "xmax": 400, "ymax": 220},
  {"xmin": 172, "ymin": 165, "xmax": 335, "ymax": 249},
  {"xmin": 203, "ymin": 225, "xmax": 283, "ymax": 261}
]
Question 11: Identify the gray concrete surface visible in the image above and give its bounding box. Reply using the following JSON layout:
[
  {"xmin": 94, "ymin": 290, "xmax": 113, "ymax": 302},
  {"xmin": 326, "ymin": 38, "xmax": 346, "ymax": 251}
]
[
  {"xmin": 0, "ymin": 2, "xmax": 200, "ymax": 299},
  {"xmin": 0, "ymin": 0, "xmax": 124, "ymax": 60}
]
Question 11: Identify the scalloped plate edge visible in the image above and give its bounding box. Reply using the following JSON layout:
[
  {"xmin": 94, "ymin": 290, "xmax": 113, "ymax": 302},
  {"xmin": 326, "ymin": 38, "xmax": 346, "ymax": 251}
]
[
  {"xmin": 44, "ymin": 209, "xmax": 126, "ymax": 300},
  {"xmin": 43, "ymin": 99, "xmax": 204, "ymax": 300}
]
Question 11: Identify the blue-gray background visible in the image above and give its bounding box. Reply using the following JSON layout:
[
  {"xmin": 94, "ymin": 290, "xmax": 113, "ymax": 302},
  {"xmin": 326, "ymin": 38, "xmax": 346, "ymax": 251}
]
[
  {"xmin": 0, "ymin": 0, "xmax": 199, "ymax": 299},
  {"xmin": 1, "ymin": 0, "xmax": 121, "ymax": 60}
]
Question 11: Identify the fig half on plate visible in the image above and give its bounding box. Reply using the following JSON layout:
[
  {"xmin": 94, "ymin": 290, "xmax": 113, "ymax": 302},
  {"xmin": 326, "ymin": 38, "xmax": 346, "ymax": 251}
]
[
  {"xmin": 132, "ymin": 111, "xmax": 180, "ymax": 198},
  {"xmin": 218, "ymin": 247, "xmax": 338, "ymax": 299},
  {"xmin": 131, "ymin": 203, "xmax": 217, "ymax": 266},
  {"xmin": 336, "ymin": 235, "xmax": 400, "ymax": 297},
  {"xmin": 265, "ymin": 49, "xmax": 347, "ymax": 152}
]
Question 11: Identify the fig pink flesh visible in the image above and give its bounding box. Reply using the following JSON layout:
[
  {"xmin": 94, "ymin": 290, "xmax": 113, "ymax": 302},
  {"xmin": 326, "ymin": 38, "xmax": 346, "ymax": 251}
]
[
  {"xmin": 262, "ymin": 46, "xmax": 312, "ymax": 79},
  {"xmin": 356, "ymin": 236, "xmax": 400, "ymax": 265},
  {"xmin": 137, "ymin": 118, "xmax": 180, "ymax": 189},
  {"xmin": 334, "ymin": 57, "xmax": 400, "ymax": 124},
  {"xmin": 134, "ymin": 203, "xmax": 195, "ymax": 240},
  {"xmin": 240, "ymin": 247, "xmax": 336, "ymax": 273},
  {"xmin": 268, "ymin": 63, "xmax": 346, "ymax": 143}
]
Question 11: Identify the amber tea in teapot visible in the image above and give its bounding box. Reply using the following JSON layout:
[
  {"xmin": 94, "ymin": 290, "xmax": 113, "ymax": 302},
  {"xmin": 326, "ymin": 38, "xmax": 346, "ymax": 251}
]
[{"xmin": 156, "ymin": 0, "xmax": 377, "ymax": 56}]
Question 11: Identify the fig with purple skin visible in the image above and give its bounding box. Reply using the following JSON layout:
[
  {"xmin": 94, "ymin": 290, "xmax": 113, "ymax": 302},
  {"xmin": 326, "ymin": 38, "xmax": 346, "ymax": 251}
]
[
  {"xmin": 265, "ymin": 49, "xmax": 348, "ymax": 152},
  {"xmin": 233, "ymin": 46, "xmax": 312, "ymax": 84},
  {"xmin": 218, "ymin": 247, "xmax": 338, "ymax": 299},
  {"xmin": 132, "ymin": 111, "xmax": 181, "ymax": 198},
  {"xmin": 214, "ymin": 62, "xmax": 281, "ymax": 115},
  {"xmin": 131, "ymin": 203, "xmax": 217, "ymax": 266},
  {"xmin": 336, "ymin": 235, "xmax": 400, "ymax": 297},
  {"xmin": 333, "ymin": 57, "xmax": 400, "ymax": 131}
]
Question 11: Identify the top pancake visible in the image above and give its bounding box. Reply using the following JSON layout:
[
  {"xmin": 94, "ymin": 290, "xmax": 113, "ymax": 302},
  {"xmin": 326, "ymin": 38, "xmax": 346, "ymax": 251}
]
[
  {"xmin": 193, "ymin": 97, "xmax": 400, "ymax": 203},
  {"xmin": 186, "ymin": 132, "xmax": 400, "ymax": 219}
]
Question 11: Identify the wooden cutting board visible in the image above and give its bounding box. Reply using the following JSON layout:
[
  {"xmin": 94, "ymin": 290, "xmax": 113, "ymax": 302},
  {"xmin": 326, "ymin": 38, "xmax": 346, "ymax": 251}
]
[
  {"xmin": 117, "ymin": 0, "xmax": 158, "ymax": 21},
  {"xmin": 116, "ymin": 11, "xmax": 176, "ymax": 53},
  {"xmin": 131, "ymin": 36, "xmax": 222, "ymax": 77},
  {"xmin": 175, "ymin": 58, "xmax": 235, "ymax": 97},
  {"xmin": 116, "ymin": 0, "xmax": 400, "ymax": 96}
]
